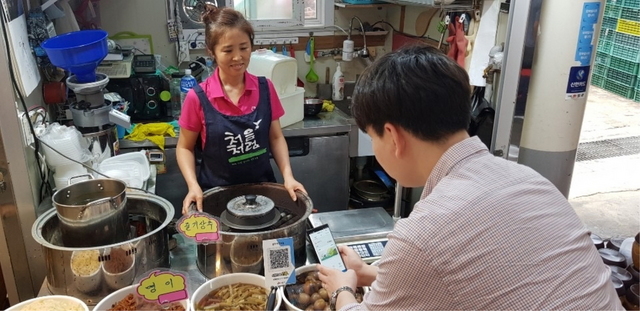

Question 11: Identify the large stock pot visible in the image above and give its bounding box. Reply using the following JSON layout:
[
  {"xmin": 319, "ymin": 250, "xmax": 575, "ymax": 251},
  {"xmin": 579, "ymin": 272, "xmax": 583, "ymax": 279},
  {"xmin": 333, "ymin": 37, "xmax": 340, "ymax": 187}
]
[{"xmin": 196, "ymin": 183, "xmax": 313, "ymax": 278}]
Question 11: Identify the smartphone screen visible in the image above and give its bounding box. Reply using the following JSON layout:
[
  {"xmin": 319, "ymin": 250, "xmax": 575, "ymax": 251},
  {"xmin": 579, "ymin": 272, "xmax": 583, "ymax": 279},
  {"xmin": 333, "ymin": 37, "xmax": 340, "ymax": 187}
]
[{"xmin": 308, "ymin": 224, "xmax": 347, "ymax": 271}]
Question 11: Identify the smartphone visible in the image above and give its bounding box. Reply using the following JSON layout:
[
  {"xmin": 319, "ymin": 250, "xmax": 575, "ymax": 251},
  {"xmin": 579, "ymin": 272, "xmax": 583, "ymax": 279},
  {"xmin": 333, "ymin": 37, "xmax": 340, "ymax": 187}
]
[{"xmin": 308, "ymin": 224, "xmax": 347, "ymax": 271}]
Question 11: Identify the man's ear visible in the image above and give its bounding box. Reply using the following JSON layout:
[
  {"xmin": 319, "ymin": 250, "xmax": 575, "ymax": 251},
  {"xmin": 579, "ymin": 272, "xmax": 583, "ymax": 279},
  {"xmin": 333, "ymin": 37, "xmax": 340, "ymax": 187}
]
[{"xmin": 385, "ymin": 123, "xmax": 406, "ymax": 159}]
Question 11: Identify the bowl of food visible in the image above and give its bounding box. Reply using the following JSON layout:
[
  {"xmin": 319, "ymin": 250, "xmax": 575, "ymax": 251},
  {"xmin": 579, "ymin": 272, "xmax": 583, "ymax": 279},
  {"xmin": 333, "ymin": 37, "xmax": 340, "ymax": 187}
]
[
  {"xmin": 281, "ymin": 264, "xmax": 364, "ymax": 311},
  {"xmin": 102, "ymin": 244, "xmax": 136, "ymax": 290},
  {"xmin": 93, "ymin": 284, "xmax": 187, "ymax": 311},
  {"xmin": 192, "ymin": 273, "xmax": 281, "ymax": 311},
  {"xmin": 70, "ymin": 249, "xmax": 103, "ymax": 294},
  {"xmin": 7, "ymin": 295, "xmax": 89, "ymax": 311}
]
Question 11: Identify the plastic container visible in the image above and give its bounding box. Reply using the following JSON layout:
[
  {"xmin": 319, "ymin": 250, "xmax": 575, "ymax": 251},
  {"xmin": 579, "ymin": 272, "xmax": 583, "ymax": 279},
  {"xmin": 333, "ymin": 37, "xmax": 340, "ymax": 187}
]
[
  {"xmin": 170, "ymin": 73, "xmax": 184, "ymax": 119},
  {"xmin": 278, "ymin": 87, "xmax": 305, "ymax": 128},
  {"xmin": 53, "ymin": 163, "xmax": 89, "ymax": 190},
  {"xmin": 180, "ymin": 69, "xmax": 198, "ymax": 109},
  {"xmin": 332, "ymin": 62, "xmax": 345, "ymax": 101},
  {"xmin": 98, "ymin": 151, "xmax": 150, "ymax": 187},
  {"xmin": 248, "ymin": 49, "xmax": 297, "ymax": 95},
  {"xmin": 201, "ymin": 59, "xmax": 214, "ymax": 82},
  {"xmin": 41, "ymin": 30, "xmax": 108, "ymax": 83}
]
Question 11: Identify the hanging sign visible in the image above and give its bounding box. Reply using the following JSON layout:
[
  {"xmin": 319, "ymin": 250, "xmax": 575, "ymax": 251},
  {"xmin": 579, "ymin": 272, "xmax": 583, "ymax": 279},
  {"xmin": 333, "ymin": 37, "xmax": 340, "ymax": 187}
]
[
  {"xmin": 137, "ymin": 271, "xmax": 187, "ymax": 304},
  {"xmin": 176, "ymin": 212, "xmax": 221, "ymax": 243}
]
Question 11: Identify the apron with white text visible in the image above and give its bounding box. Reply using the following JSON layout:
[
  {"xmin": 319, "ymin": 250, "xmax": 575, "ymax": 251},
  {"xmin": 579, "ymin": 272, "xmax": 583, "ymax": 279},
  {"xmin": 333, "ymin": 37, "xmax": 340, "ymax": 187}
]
[{"xmin": 193, "ymin": 77, "xmax": 276, "ymax": 189}]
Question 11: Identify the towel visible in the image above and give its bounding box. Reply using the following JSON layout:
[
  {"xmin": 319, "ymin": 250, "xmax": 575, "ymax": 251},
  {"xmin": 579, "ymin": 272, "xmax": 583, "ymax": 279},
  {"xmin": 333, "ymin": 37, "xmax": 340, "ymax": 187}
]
[
  {"xmin": 124, "ymin": 123, "xmax": 176, "ymax": 150},
  {"xmin": 322, "ymin": 100, "xmax": 335, "ymax": 112}
]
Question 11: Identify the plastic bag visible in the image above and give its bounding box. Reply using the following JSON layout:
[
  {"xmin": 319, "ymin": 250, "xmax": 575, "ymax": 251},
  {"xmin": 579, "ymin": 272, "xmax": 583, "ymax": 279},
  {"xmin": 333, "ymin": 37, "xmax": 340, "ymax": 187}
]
[
  {"xmin": 468, "ymin": 87, "xmax": 495, "ymax": 149},
  {"xmin": 38, "ymin": 123, "xmax": 93, "ymax": 169}
]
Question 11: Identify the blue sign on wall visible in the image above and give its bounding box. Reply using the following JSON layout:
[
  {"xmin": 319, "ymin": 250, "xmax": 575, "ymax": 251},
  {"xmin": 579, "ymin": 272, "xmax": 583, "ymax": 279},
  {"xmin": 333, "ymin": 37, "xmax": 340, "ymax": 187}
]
[
  {"xmin": 574, "ymin": 2, "xmax": 601, "ymax": 66},
  {"xmin": 566, "ymin": 66, "xmax": 590, "ymax": 99}
]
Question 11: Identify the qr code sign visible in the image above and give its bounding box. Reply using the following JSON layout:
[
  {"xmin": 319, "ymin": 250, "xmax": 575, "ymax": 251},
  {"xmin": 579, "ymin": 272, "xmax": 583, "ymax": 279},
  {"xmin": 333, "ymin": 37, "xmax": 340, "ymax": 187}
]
[{"xmin": 269, "ymin": 248, "xmax": 290, "ymax": 270}]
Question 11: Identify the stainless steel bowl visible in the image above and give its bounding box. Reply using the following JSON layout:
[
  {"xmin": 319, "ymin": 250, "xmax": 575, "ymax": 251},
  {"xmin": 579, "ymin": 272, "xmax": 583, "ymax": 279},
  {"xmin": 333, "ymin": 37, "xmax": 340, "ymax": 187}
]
[
  {"xmin": 32, "ymin": 192, "xmax": 174, "ymax": 305},
  {"xmin": 197, "ymin": 183, "xmax": 313, "ymax": 278},
  {"xmin": 304, "ymin": 98, "xmax": 323, "ymax": 116}
]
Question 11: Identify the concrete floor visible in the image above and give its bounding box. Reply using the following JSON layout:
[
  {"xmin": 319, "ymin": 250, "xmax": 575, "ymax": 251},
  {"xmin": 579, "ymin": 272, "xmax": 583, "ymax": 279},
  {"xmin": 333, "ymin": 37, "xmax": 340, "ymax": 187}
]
[{"xmin": 568, "ymin": 86, "xmax": 640, "ymax": 240}]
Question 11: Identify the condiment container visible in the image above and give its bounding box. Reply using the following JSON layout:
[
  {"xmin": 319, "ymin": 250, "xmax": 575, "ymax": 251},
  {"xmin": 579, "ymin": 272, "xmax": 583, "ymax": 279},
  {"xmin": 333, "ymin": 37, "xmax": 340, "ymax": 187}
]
[
  {"xmin": 591, "ymin": 233, "xmax": 605, "ymax": 249},
  {"xmin": 611, "ymin": 275, "xmax": 626, "ymax": 302},
  {"xmin": 633, "ymin": 233, "xmax": 639, "ymax": 270},
  {"xmin": 627, "ymin": 264, "xmax": 640, "ymax": 283},
  {"xmin": 607, "ymin": 237, "xmax": 626, "ymax": 251},
  {"xmin": 609, "ymin": 265, "xmax": 634, "ymax": 288},
  {"xmin": 623, "ymin": 283, "xmax": 640, "ymax": 311},
  {"xmin": 599, "ymin": 248, "xmax": 627, "ymax": 268}
]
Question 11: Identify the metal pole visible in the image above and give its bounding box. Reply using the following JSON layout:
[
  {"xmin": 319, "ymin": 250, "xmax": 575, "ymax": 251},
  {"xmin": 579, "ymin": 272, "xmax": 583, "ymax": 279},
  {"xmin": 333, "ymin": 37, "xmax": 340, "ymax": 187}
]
[
  {"xmin": 518, "ymin": 0, "xmax": 604, "ymax": 197},
  {"xmin": 393, "ymin": 183, "xmax": 402, "ymax": 222}
]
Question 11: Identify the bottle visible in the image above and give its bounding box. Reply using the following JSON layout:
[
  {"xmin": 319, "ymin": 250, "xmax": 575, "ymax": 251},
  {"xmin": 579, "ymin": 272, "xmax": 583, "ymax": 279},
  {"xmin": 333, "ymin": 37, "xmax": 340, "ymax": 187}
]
[
  {"xmin": 170, "ymin": 72, "xmax": 184, "ymax": 119},
  {"xmin": 332, "ymin": 62, "xmax": 344, "ymax": 101},
  {"xmin": 200, "ymin": 59, "xmax": 214, "ymax": 82},
  {"xmin": 180, "ymin": 69, "xmax": 198, "ymax": 112}
]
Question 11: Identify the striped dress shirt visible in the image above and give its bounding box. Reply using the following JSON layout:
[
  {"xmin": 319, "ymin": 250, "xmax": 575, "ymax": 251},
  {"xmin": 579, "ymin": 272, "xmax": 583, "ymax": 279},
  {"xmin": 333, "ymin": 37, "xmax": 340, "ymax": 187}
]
[{"xmin": 343, "ymin": 136, "xmax": 623, "ymax": 310}]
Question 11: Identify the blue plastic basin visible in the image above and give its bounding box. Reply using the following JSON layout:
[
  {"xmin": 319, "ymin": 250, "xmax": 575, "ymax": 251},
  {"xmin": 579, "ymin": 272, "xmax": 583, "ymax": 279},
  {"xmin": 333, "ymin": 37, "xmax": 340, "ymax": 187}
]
[{"xmin": 41, "ymin": 30, "xmax": 108, "ymax": 83}]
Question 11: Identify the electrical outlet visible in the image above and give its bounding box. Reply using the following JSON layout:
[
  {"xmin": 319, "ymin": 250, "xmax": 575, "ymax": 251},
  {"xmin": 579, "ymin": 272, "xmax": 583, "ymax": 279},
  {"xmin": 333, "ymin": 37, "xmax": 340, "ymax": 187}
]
[
  {"xmin": 178, "ymin": 42, "xmax": 190, "ymax": 63},
  {"xmin": 18, "ymin": 111, "xmax": 35, "ymax": 147}
]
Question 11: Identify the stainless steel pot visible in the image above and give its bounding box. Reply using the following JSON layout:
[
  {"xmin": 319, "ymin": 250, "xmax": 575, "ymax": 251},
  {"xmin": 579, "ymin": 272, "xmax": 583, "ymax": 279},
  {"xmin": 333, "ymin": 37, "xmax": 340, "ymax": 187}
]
[
  {"xmin": 52, "ymin": 178, "xmax": 128, "ymax": 247},
  {"xmin": 197, "ymin": 183, "xmax": 313, "ymax": 278},
  {"xmin": 32, "ymin": 192, "xmax": 174, "ymax": 305}
]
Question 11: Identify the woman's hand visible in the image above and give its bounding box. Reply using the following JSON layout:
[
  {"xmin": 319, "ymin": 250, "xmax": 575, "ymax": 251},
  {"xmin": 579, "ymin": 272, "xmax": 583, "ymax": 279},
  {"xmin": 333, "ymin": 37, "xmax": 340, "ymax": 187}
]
[
  {"xmin": 316, "ymin": 265, "xmax": 358, "ymax": 295},
  {"xmin": 284, "ymin": 177, "xmax": 306, "ymax": 201},
  {"xmin": 182, "ymin": 185, "xmax": 204, "ymax": 214}
]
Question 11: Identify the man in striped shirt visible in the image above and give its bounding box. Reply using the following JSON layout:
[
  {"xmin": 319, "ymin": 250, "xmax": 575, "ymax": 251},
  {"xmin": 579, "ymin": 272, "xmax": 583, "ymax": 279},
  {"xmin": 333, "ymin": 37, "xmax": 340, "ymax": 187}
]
[{"xmin": 317, "ymin": 44, "xmax": 623, "ymax": 310}]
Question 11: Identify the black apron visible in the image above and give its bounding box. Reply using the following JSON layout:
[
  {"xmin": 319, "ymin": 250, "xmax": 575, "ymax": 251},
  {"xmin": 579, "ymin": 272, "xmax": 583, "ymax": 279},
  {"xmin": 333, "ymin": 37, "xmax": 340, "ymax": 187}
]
[{"xmin": 193, "ymin": 76, "xmax": 276, "ymax": 189}]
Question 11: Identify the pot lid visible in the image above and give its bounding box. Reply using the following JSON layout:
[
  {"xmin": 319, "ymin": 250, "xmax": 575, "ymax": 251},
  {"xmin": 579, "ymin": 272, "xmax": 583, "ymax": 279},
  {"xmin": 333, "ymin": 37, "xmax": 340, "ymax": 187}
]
[
  {"xmin": 353, "ymin": 180, "xmax": 388, "ymax": 196},
  {"xmin": 221, "ymin": 194, "xmax": 280, "ymax": 230},
  {"xmin": 226, "ymin": 194, "xmax": 275, "ymax": 218}
]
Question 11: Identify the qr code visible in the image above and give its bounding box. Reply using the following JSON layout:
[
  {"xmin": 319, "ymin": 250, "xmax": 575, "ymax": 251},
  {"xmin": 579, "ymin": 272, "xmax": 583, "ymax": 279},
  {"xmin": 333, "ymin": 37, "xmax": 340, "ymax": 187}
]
[{"xmin": 269, "ymin": 248, "xmax": 290, "ymax": 270}]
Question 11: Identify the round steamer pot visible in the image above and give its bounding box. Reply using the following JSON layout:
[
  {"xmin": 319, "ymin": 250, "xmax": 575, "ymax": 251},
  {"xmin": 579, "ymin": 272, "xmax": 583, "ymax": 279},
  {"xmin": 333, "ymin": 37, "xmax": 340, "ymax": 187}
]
[
  {"xmin": 32, "ymin": 193, "xmax": 175, "ymax": 305},
  {"xmin": 196, "ymin": 183, "xmax": 313, "ymax": 278},
  {"xmin": 52, "ymin": 177, "xmax": 129, "ymax": 247},
  {"xmin": 304, "ymin": 98, "xmax": 323, "ymax": 116}
]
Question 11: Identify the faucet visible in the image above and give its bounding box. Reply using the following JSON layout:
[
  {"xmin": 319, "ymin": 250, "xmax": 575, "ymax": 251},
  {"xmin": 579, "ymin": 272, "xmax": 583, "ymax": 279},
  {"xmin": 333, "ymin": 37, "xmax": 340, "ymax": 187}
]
[{"xmin": 348, "ymin": 16, "xmax": 369, "ymax": 58}]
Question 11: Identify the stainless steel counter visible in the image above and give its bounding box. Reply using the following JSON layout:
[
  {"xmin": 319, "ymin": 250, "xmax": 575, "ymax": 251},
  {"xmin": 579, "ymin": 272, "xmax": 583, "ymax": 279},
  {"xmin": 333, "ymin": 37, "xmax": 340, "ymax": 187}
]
[
  {"xmin": 280, "ymin": 108, "xmax": 352, "ymax": 137},
  {"xmin": 119, "ymin": 108, "xmax": 355, "ymax": 150},
  {"xmin": 38, "ymin": 234, "xmax": 319, "ymax": 301}
]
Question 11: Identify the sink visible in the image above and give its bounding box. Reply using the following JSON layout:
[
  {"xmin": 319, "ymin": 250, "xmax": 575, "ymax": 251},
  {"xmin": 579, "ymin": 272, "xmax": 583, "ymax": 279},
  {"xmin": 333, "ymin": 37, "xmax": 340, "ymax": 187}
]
[
  {"xmin": 332, "ymin": 82, "xmax": 356, "ymax": 117},
  {"xmin": 333, "ymin": 99, "xmax": 352, "ymax": 117}
]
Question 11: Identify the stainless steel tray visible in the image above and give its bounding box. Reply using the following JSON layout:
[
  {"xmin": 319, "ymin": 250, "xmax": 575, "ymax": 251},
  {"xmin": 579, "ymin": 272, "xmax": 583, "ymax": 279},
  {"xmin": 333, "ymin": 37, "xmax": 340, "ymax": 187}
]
[{"xmin": 308, "ymin": 207, "xmax": 394, "ymax": 243}]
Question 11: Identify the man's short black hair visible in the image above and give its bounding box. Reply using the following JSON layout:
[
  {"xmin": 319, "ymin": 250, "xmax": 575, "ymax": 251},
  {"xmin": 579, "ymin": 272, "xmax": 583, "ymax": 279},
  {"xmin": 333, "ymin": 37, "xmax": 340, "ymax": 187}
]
[{"xmin": 351, "ymin": 43, "xmax": 472, "ymax": 142}]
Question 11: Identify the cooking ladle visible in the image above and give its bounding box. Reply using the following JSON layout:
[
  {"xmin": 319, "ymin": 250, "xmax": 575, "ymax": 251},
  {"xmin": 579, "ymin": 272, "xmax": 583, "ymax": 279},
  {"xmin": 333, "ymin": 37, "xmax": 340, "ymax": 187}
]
[{"xmin": 305, "ymin": 37, "xmax": 319, "ymax": 83}]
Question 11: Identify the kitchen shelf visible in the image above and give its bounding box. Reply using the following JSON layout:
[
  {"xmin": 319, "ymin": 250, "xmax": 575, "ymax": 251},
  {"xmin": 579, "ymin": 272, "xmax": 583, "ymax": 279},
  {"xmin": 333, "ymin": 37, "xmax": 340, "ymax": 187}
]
[
  {"xmin": 381, "ymin": 0, "xmax": 475, "ymax": 11},
  {"xmin": 334, "ymin": 2, "xmax": 398, "ymax": 9}
]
